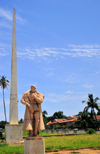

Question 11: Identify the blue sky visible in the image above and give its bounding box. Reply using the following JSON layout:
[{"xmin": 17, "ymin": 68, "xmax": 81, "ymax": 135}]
[{"xmin": 0, "ymin": 0, "xmax": 100, "ymax": 121}]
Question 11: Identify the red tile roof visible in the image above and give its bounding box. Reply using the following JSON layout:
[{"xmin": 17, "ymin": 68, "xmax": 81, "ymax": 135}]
[
  {"xmin": 46, "ymin": 115, "xmax": 100, "ymax": 125},
  {"xmin": 96, "ymin": 115, "xmax": 100, "ymax": 120},
  {"xmin": 67, "ymin": 115, "xmax": 77, "ymax": 121},
  {"xmin": 46, "ymin": 115, "xmax": 77, "ymax": 125},
  {"xmin": 46, "ymin": 121, "xmax": 57, "ymax": 125},
  {"xmin": 55, "ymin": 119, "xmax": 68, "ymax": 123}
]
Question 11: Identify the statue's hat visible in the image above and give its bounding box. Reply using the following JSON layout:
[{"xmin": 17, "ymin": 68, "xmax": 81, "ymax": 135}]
[{"xmin": 31, "ymin": 85, "xmax": 36, "ymax": 89}]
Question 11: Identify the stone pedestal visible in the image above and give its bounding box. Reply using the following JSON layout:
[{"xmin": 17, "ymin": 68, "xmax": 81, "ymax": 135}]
[
  {"xmin": 24, "ymin": 138, "xmax": 45, "ymax": 154},
  {"xmin": 5, "ymin": 124, "xmax": 23, "ymax": 144}
]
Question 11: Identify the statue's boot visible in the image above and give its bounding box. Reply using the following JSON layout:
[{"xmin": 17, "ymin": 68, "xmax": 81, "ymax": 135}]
[
  {"xmin": 33, "ymin": 120, "xmax": 39, "ymax": 136},
  {"xmin": 29, "ymin": 130, "xmax": 33, "ymax": 137},
  {"xmin": 33, "ymin": 111, "xmax": 40, "ymax": 136}
]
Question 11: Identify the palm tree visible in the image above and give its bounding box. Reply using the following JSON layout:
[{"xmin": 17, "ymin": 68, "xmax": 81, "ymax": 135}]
[
  {"xmin": 76, "ymin": 110, "xmax": 89, "ymax": 129},
  {"xmin": 0, "ymin": 76, "xmax": 9, "ymax": 122},
  {"xmin": 82, "ymin": 94, "xmax": 100, "ymax": 119},
  {"xmin": 42, "ymin": 110, "xmax": 48, "ymax": 118}
]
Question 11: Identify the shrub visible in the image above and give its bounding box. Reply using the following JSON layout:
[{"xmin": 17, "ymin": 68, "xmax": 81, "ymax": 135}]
[
  {"xmin": 87, "ymin": 128, "xmax": 96, "ymax": 134},
  {"xmin": 45, "ymin": 125, "xmax": 51, "ymax": 129},
  {"xmin": 53, "ymin": 125, "xmax": 63, "ymax": 130}
]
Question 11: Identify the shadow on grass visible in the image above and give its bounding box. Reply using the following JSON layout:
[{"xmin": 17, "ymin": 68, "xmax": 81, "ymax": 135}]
[
  {"xmin": 71, "ymin": 152, "xmax": 80, "ymax": 154},
  {"xmin": 0, "ymin": 142, "xmax": 8, "ymax": 147},
  {"xmin": 90, "ymin": 146, "xmax": 100, "ymax": 150},
  {"xmin": 46, "ymin": 146, "xmax": 68, "ymax": 152}
]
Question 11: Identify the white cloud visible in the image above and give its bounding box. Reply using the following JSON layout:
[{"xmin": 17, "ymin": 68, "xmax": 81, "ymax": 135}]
[
  {"xmin": 63, "ymin": 75, "xmax": 74, "ymax": 83},
  {"xmin": 65, "ymin": 90, "xmax": 74, "ymax": 94},
  {"xmin": 0, "ymin": 8, "xmax": 26, "ymax": 27},
  {"xmin": 62, "ymin": 73, "xmax": 80, "ymax": 83},
  {"xmin": 44, "ymin": 91, "xmax": 87, "ymax": 104},
  {"xmin": 16, "ymin": 15, "xmax": 26, "ymax": 24},
  {"xmin": 46, "ymin": 72, "xmax": 54, "ymax": 76},
  {"xmin": 0, "ymin": 65, "xmax": 5, "ymax": 70},
  {"xmin": 17, "ymin": 44, "xmax": 100, "ymax": 60},
  {"xmin": 96, "ymin": 70, "xmax": 100, "ymax": 74},
  {"xmin": 0, "ymin": 21, "xmax": 11, "ymax": 28},
  {"xmin": 0, "ymin": 48, "xmax": 9, "ymax": 56},
  {"xmin": 41, "ymin": 67, "xmax": 55, "ymax": 76},
  {"xmin": 0, "ymin": 43, "xmax": 10, "ymax": 57},
  {"xmin": 68, "ymin": 44, "xmax": 100, "ymax": 49},
  {"xmin": 83, "ymin": 84, "xmax": 94, "ymax": 89},
  {"xmin": 0, "ymin": 8, "xmax": 12, "ymax": 20},
  {"xmin": 0, "ymin": 98, "xmax": 9, "ymax": 106}
]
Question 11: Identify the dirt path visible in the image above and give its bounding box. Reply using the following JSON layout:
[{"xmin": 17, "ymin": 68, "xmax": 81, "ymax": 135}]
[{"xmin": 46, "ymin": 149, "xmax": 100, "ymax": 154}]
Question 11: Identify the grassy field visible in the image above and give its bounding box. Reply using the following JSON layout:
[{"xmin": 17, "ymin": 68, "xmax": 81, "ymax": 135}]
[
  {"xmin": 0, "ymin": 142, "xmax": 24, "ymax": 154},
  {"xmin": 23, "ymin": 130, "xmax": 61, "ymax": 136},
  {"xmin": 45, "ymin": 134, "xmax": 100, "ymax": 151},
  {"xmin": 0, "ymin": 134, "xmax": 100, "ymax": 153}
]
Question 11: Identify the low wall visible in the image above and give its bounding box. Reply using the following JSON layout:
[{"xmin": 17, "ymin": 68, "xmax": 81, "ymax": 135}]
[{"xmin": 42, "ymin": 129, "xmax": 86, "ymax": 134}]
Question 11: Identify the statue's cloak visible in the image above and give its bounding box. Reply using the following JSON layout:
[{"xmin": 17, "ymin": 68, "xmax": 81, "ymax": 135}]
[{"xmin": 21, "ymin": 90, "xmax": 45, "ymax": 131}]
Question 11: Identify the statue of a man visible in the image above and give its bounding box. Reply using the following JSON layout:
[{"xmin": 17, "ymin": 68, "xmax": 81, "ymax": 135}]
[{"xmin": 21, "ymin": 85, "xmax": 45, "ymax": 137}]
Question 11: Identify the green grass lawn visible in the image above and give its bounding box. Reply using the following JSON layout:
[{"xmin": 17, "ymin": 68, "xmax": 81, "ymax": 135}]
[
  {"xmin": 0, "ymin": 134, "xmax": 100, "ymax": 153},
  {"xmin": 0, "ymin": 142, "xmax": 24, "ymax": 154},
  {"xmin": 23, "ymin": 130, "xmax": 61, "ymax": 136},
  {"xmin": 45, "ymin": 134, "xmax": 100, "ymax": 151}
]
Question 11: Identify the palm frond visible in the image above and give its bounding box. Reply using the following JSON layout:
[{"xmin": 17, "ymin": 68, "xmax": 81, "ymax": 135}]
[
  {"xmin": 6, "ymin": 83, "xmax": 9, "ymax": 86},
  {"xmin": 94, "ymin": 104, "xmax": 100, "ymax": 111},
  {"xmin": 94, "ymin": 97, "xmax": 99, "ymax": 103},
  {"xmin": 84, "ymin": 106, "xmax": 89, "ymax": 112},
  {"xmin": 82, "ymin": 101, "xmax": 88, "ymax": 103},
  {"xmin": 0, "ymin": 76, "xmax": 9, "ymax": 89}
]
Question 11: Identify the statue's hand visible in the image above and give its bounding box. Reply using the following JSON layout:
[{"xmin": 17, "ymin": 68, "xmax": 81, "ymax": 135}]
[
  {"xmin": 29, "ymin": 105, "xmax": 34, "ymax": 113},
  {"xmin": 32, "ymin": 94, "xmax": 35, "ymax": 98}
]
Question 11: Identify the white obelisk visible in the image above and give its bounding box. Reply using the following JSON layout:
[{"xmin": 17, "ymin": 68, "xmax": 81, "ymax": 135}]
[
  {"xmin": 5, "ymin": 9, "xmax": 23, "ymax": 144},
  {"xmin": 10, "ymin": 8, "xmax": 18, "ymax": 124}
]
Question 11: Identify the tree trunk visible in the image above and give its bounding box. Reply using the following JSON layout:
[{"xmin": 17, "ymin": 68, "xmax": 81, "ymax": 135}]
[
  {"xmin": 3, "ymin": 89, "xmax": 7, "ymax": 122},
  {"xmin": 93, "ymin": 108, "xmax": 96, "ymax": 120}
]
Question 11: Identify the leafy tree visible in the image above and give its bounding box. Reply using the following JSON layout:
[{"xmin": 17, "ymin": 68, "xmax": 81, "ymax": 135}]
[
  {"xmin": 19, "ymin": 118, "xmax": 24, "ymax": 124},
  {"xmin": 42, "ymin": 110, "xmax": 48, "ymax": 117},
  {"xmin": 43, "ymin": 117, "xmax": 48, "ymax": 126},
  {"xmin": 52, "ymin": 111, "xmax": 67, "ymax": 119},
  {"xmin": 47, "ymin": 116, "xmax": 54, "ymax": 122},
  {"xmin": 42, "ymin": 110, "xmax": 48, "ymax": 126},
  {"xmin": 42, "ymin": 111, "xmax": 68, "ymax": 128},
  {"xmin": 82, "ymin": 94, "xmax": 100, "ymax": 119},
  {"xmin": 0, "ymin": 121, "xmax": 9, "ymax": 129},
  {"xmin": 76, "ymin": 94, "xmax": 100, "ymax": 129},
  {"xmin": 97, "ymin": 110, "xmax": 100, "ymax": 115},
  {"xmin": 77, "ymin": 111, "xmax": 83, "ymax": 116},
  {"xmin": 76, "ymin": 110, "xmax": 97, "ymax": 129},
  {"xmin": 0, "ymin": 76, "xmax": 9, "ymax": 122},
  {"xmin": 76, "ymin": 110, "xmax": 88, "ymax": 129}
]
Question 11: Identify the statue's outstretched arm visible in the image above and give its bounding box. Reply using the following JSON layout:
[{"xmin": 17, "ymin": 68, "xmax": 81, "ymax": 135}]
[
  {"xmin": 21, "ymin": 93, "xmax": 34, "ymax": 113},
  {"xmin": 21, "ymin": 93, "xmax": 30, "ymax": 107}
]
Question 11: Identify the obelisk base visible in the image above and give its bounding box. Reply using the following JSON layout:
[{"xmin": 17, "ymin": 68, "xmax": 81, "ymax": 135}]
[
  {"xmin": 24, "ymin": 137, "xmax": 45, "ymax": 154},
  {"xmin": 5, "ymin": 124, "xmax": 23, "ymax": 144}
]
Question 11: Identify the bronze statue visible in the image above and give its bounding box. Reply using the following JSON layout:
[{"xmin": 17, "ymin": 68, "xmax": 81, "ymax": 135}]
[{"xmin": 21, "ymin": 85, "xmax": 45, "ymax": 137}]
